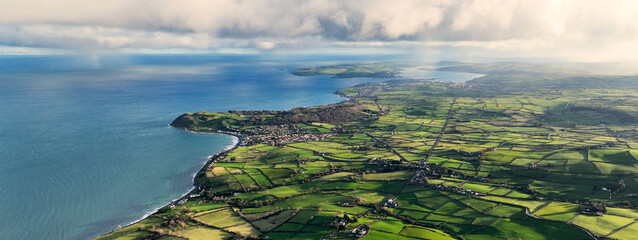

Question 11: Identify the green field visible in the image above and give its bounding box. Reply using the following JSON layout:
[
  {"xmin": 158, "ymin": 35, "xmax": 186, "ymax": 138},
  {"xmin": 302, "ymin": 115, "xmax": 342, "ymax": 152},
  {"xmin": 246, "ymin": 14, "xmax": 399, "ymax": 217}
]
[{"xmin": 100, "ymin": 62, "xmax": 638, "ymax": 240}]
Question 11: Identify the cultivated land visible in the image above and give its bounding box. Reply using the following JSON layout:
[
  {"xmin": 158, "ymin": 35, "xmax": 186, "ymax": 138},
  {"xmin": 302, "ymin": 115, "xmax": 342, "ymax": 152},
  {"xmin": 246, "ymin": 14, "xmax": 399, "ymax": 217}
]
[
  {"xmin": 99, "ymin": 62, "xmax": 638, "ymax": 240},
  {"xmin": 292, "ymin": 62, "xmax": 416, "ymax": 78}
]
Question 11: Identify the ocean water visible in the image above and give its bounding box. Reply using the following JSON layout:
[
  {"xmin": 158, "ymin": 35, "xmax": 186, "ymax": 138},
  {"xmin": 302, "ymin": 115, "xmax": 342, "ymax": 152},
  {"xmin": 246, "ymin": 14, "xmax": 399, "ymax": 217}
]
[{"xmin": 0, "ymin": 54, "xmax": 481, "ymax": 239}]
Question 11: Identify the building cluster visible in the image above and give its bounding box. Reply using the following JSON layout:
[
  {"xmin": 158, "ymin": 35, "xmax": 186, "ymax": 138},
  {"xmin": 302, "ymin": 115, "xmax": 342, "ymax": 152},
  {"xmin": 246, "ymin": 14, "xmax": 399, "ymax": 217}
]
[
  {"xmin": 579, "ymin": 203, "xmax": 606, "ymax": 216},
  {"xmin": 382, "ymin": 197, "xmax": 399, "ymax": 208},
  {"xmin": 466, "ymin": 175, "xmax": 488, "ymax": 182},
  {"xmin": 451, "ymin": 148, "xmax": 496, "ymax": 157},
  {"xmin": 331, "ymin": 214, "xmax": 356, "ymax": 229},
  {"xmin": 245, "ymin": 124, "xmax": 305, "ymax": 135},
  {"xmin": 349, "ymin": 83, "xmax": 386, "ymax": 97},
  {"xmin": 243, "ymin": 132, "xmax": 335, "ymax": 146},
  {"xmin": 526, "ymin": 162, "xmax": 557, "ymax": 169},
  {"xmin": 435, "ymin": 184, "xmax": 487, "ymax": 196},
  {"xmin": 351, "ymin": 224, "xmax": 370, "ymax": 238},
  {"xmin": 317, "ymin": 152, "xmax": 335, "ymax": 157},
  {"xmin": 168, "ymin": 198, "xmax": 189, "ymax": 208},
  {"xmin": 527, "ymin": 162, "xmax": 539, "ymax": 169},
  {"xmin": 297, "ymin": 158, "xmax": 316, "ymax": 165},
  {"xmin": 353, "ymin": 145, "xmax": 373, "ymax": 151},
  {"xmin": 589, "ymin": 144, "xmax": 618, "ymax": 149},
  {"xmin": 220, "ymin": 124, "xmax": 337, "ymax": 146},
  {"xmin": 408, "ymin": 171, "xmax": 424, "ymax": 184},
  {"xmin": 417, "ymin": 164, "xmax": 488, "ymax": 184},
  {"xmin": 337, "ymin": 200, "xmax": 357, "ymax": 207},
  {"xmin": 368, "ymin": 158, "xmax": 402, "ymax": 166}
]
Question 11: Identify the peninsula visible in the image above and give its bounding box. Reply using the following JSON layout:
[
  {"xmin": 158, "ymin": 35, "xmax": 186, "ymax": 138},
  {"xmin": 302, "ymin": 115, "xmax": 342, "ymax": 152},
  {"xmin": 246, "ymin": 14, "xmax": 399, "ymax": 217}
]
[{"xmin": 99, "ymin": 62, "xmax": 638, "ymax": 240}]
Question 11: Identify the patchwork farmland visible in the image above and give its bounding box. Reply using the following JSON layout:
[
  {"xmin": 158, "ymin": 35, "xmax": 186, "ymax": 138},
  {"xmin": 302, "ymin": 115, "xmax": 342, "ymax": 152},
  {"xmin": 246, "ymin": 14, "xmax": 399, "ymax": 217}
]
[{"xmin": 99, "ymin": 63, "xmax": 638, "ymax": 240}]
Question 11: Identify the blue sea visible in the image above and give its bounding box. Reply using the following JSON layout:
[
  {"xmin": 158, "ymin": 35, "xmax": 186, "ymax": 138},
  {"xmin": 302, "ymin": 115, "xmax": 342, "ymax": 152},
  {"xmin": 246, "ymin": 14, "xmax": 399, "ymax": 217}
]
[{"xmin": 0, "ymin": 54, "xmax": 481, "ymax": 239}]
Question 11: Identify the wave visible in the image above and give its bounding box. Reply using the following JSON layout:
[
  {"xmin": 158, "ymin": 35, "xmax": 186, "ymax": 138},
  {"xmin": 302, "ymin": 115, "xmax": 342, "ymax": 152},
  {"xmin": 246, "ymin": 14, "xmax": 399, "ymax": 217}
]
[{"xmin": 225, "ymin": 136, "xmax": 239, "ymax": 151}]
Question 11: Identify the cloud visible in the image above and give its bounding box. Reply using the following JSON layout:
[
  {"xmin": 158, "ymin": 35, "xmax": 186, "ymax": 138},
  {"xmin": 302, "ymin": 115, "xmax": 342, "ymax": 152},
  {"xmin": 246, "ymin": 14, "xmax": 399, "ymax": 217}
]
[
  {"xmin": 255, "ymin": 41, "xmax": 276, "ymax": 50},
  {"xmin": 0, "ymin": 0, "xmax": 637, "ymax": 60}
]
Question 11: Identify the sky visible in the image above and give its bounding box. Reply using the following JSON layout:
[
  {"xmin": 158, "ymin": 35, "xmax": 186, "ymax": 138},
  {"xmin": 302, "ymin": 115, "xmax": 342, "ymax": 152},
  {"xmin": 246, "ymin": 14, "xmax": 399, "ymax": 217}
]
[{"xmin": 1, "ymin": 0, "xmax": 638, "ymax": 61}]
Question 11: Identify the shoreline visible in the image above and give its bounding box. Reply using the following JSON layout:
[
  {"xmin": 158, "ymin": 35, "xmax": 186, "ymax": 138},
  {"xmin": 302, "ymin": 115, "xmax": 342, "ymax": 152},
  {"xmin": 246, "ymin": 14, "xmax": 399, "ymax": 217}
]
[
  {"xmin": 105, "ymin": 90, "xmax": 355, "ymax": 236},
  {"xmin": 98, "ymin": 69, "xmax": 477, "ymax": 238},
  {"xmin": 115, "ymin": 128, "xmax": 245, "ymax": 234},
  {"xmin": 93, "ymin": 64, "xmax": 608, "ymax": 240},
  {"xmin": 103, "ymin": 75, "xmax": 413, "ymax": 236}
]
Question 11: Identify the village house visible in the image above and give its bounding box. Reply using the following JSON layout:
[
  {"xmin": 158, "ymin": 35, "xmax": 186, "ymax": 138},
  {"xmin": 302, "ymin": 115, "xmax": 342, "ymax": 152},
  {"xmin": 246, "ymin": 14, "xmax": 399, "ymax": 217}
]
[{"xmin": 351, "ymin": 225, "xmax": 370, "ymax": 238}]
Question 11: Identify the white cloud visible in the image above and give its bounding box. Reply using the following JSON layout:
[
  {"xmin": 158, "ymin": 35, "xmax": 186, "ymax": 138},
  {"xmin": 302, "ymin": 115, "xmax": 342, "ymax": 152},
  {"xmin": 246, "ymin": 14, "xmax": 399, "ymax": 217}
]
[
  {"xmin": 255, "ymin": 41, "xmax": 276, "ymax": 50},
  {"xmin": 0, "ymin": 0, "xmax": 637, "ymax": 60}
]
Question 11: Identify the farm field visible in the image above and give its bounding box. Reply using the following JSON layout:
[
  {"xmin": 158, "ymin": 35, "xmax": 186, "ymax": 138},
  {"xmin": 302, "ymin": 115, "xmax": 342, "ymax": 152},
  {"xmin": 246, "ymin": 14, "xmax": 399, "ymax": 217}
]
[{"xmin": 100, "ymin": 63, "xmax": 638, "ymax": 239}]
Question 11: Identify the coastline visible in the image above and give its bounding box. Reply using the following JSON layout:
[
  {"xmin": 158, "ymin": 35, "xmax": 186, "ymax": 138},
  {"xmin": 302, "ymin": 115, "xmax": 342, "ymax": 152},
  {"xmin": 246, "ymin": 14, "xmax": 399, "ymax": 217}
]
[
  {"xmin": 97, "ymin": 69, "xmax": 477, "ymax": 238},
  {"xmin": 111, "ymin": 90, "xmax": 357, "ymax": 235},
  {"xmin": 94, "ymin": 65, "xmax": 608, "ymax": 240},
  {"xmin": 104, "ymin": 75, "xmax": 397, "ymax": 236},
  {"xmin": 114, "ymin": 128, "xmax": 244, "ymax": 235},
  {"xmin": 183, "ymin": 129, "xmax": 245, "ymax": 187}
]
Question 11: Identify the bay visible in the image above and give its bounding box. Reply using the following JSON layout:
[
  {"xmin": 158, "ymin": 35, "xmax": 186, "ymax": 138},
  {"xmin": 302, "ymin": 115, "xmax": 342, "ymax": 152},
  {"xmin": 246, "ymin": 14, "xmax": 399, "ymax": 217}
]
[{"xmin": 0, "ymin": 54, "xmax": 479, "ymax": 239}]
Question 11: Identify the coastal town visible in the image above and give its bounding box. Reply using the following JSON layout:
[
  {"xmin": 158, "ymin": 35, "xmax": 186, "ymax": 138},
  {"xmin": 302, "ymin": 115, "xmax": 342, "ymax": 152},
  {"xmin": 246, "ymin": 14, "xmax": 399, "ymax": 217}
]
[{"xmin": 101, "ymin": 63, "xmax": 638, "ymax": 240}]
